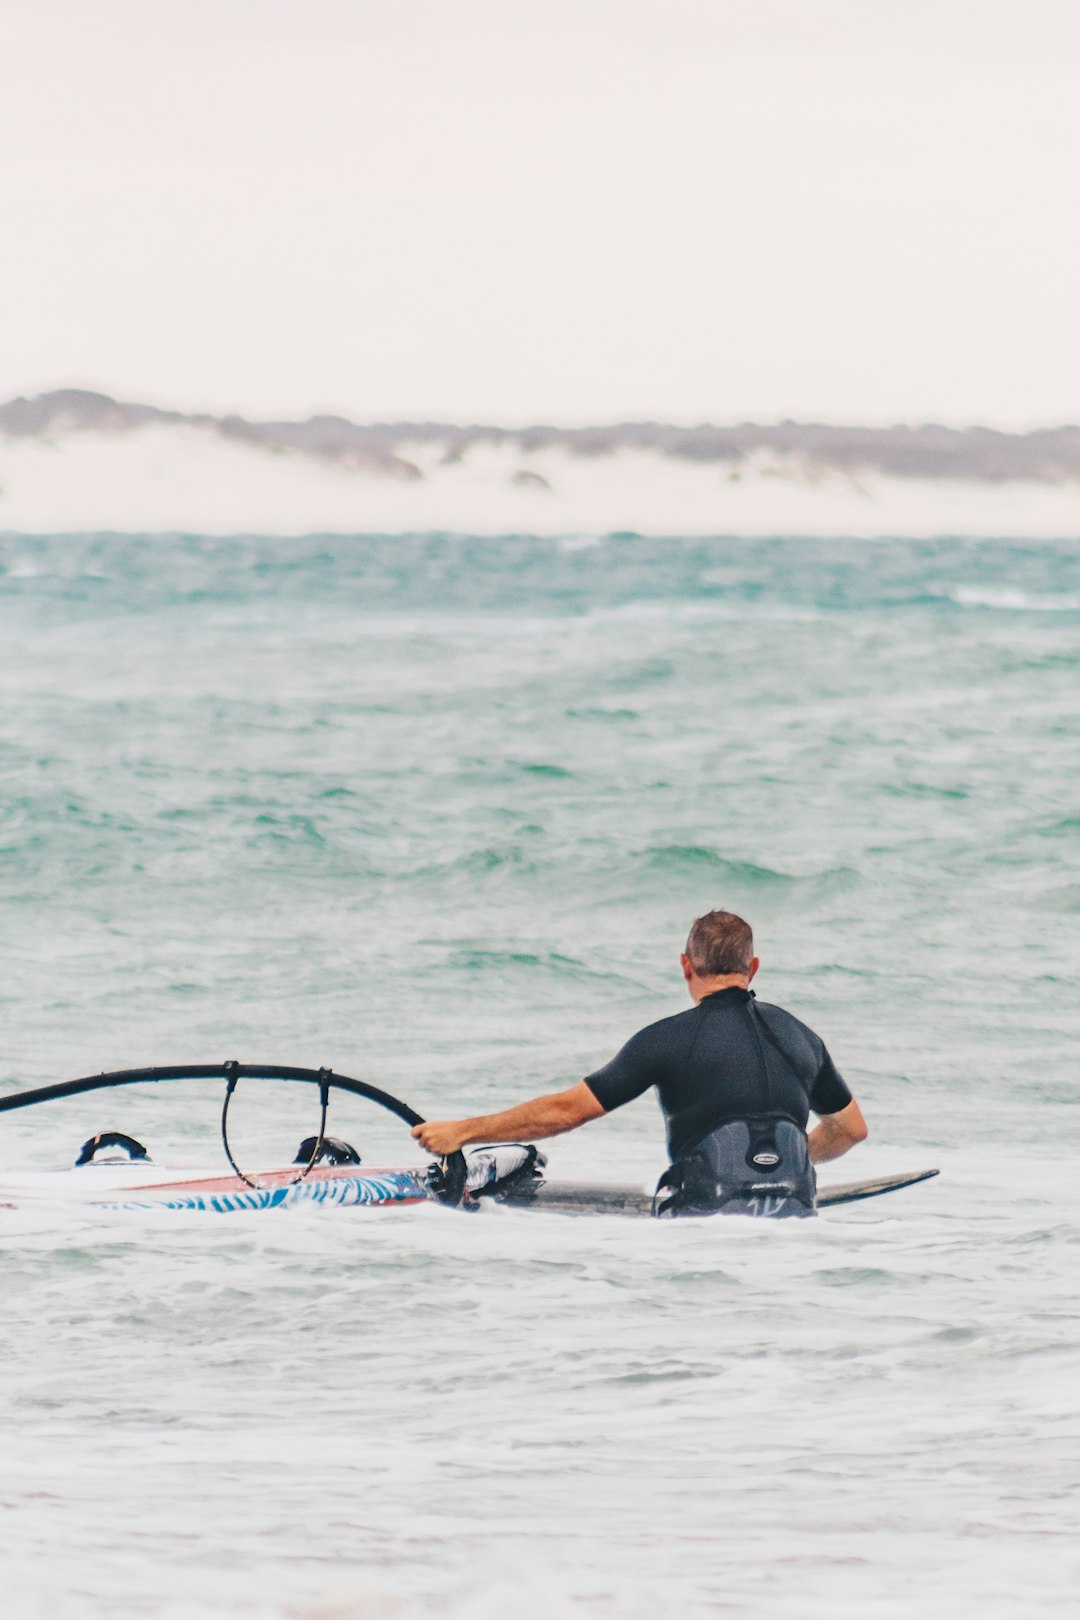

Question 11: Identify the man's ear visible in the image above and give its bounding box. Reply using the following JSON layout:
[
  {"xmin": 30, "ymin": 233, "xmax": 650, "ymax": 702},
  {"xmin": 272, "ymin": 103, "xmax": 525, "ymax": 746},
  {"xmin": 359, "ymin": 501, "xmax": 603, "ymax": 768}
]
[
  {"xmin": 747, "ymin": 956, "xmax": 761, "ymax": 983},
  {"xmin": 680, "ymin": 952, "xmax": 694, "ymax": 984}
]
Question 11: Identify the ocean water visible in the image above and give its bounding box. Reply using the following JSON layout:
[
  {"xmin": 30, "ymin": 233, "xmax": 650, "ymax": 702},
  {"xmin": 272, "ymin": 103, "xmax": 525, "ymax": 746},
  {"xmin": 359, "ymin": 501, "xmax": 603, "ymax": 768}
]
[{"xmin": 1, "ymin": 531, "xmax": 1079, "ymax": 1620}]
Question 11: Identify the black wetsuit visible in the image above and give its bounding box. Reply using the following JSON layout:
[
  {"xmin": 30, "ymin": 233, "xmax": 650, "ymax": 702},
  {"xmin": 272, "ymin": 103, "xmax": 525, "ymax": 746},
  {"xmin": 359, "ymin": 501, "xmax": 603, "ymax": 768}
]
[{"xmin": 584, "ymin": 987, "xmax": 852, "ymax": 1215}]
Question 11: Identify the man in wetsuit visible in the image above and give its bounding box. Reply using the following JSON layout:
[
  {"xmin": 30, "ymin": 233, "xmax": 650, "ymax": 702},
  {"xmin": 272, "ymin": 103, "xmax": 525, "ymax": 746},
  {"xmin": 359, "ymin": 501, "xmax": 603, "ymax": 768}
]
[{"xmin": 414, "ymin": 909, "xmax": 867, "ymax": 1216}]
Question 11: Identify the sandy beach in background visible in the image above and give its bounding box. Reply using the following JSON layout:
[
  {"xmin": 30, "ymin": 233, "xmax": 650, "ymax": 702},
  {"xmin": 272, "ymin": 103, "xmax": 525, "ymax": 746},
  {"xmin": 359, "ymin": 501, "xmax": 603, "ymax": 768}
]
[{"xmin": 4, "ymin": 423, "xmax": 1080, "ymax": 537}]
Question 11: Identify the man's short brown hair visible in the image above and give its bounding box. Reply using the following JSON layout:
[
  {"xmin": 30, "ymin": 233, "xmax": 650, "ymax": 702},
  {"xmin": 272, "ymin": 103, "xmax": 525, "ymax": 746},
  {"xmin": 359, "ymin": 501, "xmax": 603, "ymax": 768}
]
[{"xmin": 685, "ymin": 909, "xmax": 754, "ymax": 977}]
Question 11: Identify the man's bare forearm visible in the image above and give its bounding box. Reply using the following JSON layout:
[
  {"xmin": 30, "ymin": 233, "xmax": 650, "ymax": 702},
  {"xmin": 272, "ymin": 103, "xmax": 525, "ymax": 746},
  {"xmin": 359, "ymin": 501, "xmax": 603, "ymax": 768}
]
[
  {"xmin": 412, "ymin": 1082, "xmax": 606, "ymax": 1156},
  {"xmin": 453, "ymin": 1092, "xmax": 593, "ymax": 1145},
  {"xmin": 808, "ymin": 1119, "xmax": 854, "ymax": 1163},
  {"xmin": 808, "ymin": 1099, "xmax": 868, "ymax": 1163}
]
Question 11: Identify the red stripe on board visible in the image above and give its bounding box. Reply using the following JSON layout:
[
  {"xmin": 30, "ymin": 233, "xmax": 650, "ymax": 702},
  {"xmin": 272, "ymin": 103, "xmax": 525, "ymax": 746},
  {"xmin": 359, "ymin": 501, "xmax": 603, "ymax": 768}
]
[{"xmin": 126, "ymin": 1163, "xmax": 420, "ymax": 1195}]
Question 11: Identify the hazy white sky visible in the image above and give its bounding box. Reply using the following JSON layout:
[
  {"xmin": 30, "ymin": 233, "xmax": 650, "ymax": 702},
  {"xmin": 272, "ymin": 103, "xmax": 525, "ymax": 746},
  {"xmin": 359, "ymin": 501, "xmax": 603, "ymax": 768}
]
[{"xmin": 2, "ymin": 0, "xmax": 1077, "ymax": 424}]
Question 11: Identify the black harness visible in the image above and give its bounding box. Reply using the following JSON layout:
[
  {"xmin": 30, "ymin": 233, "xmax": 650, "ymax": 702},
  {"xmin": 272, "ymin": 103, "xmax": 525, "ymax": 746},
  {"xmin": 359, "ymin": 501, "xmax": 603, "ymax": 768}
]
[{"xmin": 654, "ymin": 1116, "xmax": 817, "ymax": 1218}]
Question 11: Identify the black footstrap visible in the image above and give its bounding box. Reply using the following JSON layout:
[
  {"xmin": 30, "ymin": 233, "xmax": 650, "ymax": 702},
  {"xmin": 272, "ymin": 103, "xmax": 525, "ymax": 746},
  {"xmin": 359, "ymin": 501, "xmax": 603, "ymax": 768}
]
[{"xmin": 75, "ymin": 1131, "xmax": 151, "ymax": 1166}]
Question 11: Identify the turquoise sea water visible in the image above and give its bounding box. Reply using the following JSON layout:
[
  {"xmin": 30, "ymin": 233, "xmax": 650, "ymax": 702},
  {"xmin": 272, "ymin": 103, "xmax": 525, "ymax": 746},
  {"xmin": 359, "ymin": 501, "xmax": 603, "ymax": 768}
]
[{"xmin": 1, "ymin": 532, "xmax": 1079, "ymax": 1619}]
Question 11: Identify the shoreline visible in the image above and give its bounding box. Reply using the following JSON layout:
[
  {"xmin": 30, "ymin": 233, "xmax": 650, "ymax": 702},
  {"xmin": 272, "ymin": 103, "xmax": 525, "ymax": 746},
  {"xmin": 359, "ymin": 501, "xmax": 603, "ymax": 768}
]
[{"xmin": 2, "ymin": 391, "xmax": 1079, "ymax": 539}]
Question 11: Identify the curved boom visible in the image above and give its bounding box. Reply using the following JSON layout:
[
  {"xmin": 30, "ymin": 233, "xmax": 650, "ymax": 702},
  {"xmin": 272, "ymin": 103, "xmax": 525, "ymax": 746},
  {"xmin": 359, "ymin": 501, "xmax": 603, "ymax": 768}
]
[{"xmin": 0, "ymin": 1063, "xmax": 425, "ymax": 1129}]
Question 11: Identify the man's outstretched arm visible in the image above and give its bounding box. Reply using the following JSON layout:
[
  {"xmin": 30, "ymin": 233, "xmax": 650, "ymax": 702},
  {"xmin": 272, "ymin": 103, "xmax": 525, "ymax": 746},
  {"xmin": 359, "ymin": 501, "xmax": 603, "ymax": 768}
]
[
  {"xmin": 412, "ymin": 1081, "xmax": 606, "ymax": 1157},
  {"xmin": 808, "ymin": 1099, "xmax": 868, "ymax": 1164}
]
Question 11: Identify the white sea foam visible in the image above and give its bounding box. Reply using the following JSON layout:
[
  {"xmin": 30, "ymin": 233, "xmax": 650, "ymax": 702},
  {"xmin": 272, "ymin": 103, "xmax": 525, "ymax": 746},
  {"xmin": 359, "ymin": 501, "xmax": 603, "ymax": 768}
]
[{"xmin": 948, "ymin": 585, "xmax": 1080, "ymax": 611}]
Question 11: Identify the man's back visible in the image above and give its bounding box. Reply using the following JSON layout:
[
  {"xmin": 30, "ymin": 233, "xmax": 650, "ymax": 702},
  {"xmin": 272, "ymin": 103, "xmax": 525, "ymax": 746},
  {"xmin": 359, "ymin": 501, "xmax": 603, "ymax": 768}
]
[{"xmin": 585, "ymin": 985, "xmax": 852, "ymax": 1158}]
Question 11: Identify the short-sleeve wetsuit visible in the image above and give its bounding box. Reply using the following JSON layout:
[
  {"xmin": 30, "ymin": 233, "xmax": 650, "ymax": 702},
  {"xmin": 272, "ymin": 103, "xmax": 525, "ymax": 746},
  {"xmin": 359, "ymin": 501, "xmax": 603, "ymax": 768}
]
[{"xmin": 583, "ymin": 986, "xmax": 852, "ymax": 1160}]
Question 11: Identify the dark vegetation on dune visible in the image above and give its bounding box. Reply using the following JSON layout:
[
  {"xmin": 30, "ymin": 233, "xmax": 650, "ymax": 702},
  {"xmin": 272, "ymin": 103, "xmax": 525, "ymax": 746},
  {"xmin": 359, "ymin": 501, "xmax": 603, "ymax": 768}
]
[{"xmin": 3, "ymin": 389, "xmax": 1079, "ymax": 485}]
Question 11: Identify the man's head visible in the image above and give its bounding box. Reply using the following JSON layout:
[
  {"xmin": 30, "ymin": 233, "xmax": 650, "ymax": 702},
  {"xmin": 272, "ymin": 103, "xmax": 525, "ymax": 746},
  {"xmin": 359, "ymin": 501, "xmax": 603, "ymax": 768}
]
[{"xmin": 680, "ymin": 909, "xmax": 759, "ymax": 1001}]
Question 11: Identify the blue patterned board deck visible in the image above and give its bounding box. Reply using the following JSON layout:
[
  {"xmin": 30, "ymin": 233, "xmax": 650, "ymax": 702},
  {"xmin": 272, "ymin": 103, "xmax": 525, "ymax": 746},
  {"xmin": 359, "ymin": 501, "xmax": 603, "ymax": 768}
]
[{"xmin": 101, "ymin": 1168, "xmax": 432, "ymax": 1214}]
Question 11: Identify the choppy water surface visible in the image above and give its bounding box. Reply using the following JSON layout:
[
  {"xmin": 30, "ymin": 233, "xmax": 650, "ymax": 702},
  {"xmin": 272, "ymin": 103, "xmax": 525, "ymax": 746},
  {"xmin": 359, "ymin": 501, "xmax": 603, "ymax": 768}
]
[{"xmin": 1, "ymin": 532, "xmax": 1079, "ymax": 1619}]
